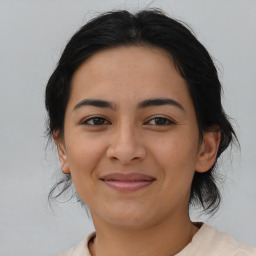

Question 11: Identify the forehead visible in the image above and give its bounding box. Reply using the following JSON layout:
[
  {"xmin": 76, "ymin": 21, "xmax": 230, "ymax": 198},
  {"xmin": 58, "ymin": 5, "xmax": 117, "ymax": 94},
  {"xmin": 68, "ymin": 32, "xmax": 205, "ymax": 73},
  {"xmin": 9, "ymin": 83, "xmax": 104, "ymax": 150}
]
[
  {"xmin": 69, "ymin": 45, "xmax": 192, "ymax": 110},
  {"xmin": 72, "ymin": 45, "xmax": 175, "ymax": 82}
]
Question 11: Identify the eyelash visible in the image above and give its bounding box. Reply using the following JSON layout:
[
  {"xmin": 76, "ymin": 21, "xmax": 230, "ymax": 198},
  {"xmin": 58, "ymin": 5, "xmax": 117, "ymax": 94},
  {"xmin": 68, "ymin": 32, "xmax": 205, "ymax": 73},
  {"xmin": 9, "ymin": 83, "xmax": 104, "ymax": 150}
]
[
  {"xmin": 81, "ymin": 116, "xmax": 175, "ymax": 127},
  {"xmin": 146, "ymin": 117, "xmax": 174, "ymax": 126},
  {"xmin": 81, "ymin": 116, "xmax": 111, "ymax": 126}
]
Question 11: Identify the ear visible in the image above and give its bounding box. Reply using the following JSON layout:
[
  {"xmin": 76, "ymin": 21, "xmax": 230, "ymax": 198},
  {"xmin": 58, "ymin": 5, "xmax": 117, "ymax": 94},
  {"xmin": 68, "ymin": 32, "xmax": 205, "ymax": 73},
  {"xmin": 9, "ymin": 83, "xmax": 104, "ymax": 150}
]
[
  {"xmin": 53, "ymin": 131, "xmax": 70, "ymax": 174},
  {"xmin": 195, "ymin": 130, "xmax": 221, "ymax": 173}
]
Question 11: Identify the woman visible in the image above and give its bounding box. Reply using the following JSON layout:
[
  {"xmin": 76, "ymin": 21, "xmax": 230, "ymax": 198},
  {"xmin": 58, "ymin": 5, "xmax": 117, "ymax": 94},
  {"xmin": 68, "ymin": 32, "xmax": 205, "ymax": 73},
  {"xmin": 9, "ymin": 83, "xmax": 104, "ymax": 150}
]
[{"xmin": 45, "ymin": 9, "xmax": 256, "ymax": 256}]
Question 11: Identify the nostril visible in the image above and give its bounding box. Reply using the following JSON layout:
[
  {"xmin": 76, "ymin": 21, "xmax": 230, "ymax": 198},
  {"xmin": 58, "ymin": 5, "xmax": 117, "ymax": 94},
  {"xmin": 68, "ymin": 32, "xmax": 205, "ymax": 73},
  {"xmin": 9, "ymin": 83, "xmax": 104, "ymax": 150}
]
[{"xmin": 106, "ymin": 140, "xmax": 146, "ymax": 164}]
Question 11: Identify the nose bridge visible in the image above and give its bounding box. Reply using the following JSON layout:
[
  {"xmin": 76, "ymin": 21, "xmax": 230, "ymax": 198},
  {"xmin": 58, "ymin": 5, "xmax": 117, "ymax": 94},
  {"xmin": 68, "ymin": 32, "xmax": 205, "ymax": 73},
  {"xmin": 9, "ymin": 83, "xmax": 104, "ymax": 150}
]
[
  {"xmin": 116, "ymin": 119, "xmax": 135, "ymax": 143},
  {"xmin": 106, "ymin": 118, "xmax": 146, "ymax": 164}
]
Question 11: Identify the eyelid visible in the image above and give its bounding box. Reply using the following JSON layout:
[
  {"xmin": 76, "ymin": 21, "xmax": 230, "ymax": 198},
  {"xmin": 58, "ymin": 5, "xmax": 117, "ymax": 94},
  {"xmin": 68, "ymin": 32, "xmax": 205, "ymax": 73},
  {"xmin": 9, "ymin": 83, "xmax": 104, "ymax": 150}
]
[
  {"xmin": 80, "ymin": 115, "xmax": 111, "ymax": 126},
  {"xmin": 78, "ymin": 115, "xmax": 175, "ymax": 126},
  {"xmin": 144, "ymin": 115, "xmax": 176, "ymax": 126}
]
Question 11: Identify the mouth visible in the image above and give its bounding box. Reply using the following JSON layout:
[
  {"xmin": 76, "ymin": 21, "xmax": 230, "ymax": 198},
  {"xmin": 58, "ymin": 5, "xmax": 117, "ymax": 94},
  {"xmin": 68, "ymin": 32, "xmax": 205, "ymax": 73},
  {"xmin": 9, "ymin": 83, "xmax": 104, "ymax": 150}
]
[{"xmin": 100, "ymin": 173, "xmax": 156, "ymax": 192}]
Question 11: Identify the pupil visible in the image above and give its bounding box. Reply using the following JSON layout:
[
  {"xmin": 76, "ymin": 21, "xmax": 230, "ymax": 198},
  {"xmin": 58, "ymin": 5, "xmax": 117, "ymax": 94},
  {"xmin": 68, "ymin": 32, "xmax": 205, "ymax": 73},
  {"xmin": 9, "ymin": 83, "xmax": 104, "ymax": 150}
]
[
  {"xmin": 94, "ymin": 117, "xmax": 104, "ymax": 125},
  {"xmin": 156, "ymin": 118, "xmax": 166, "ymax": 125}
]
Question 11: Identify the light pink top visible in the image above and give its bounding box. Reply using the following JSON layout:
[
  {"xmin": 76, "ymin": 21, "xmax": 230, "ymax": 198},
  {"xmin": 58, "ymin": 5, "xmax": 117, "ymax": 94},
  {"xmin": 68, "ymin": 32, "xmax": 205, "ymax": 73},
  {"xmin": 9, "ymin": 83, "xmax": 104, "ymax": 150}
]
[{"xmin": 58, "ymin": 224, "xmax": 256, "ymax": 256}]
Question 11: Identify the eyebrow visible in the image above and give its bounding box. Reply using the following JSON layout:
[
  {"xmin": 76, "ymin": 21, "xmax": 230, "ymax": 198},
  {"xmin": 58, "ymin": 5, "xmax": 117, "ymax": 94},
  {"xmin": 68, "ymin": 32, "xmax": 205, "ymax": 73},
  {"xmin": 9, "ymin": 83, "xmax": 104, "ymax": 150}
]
[
  {"xmin": 138, "ymin": 98, "xmax": 185, "ymax": 111},
  {"xmin": 73, "ymin": 98, "xmax": 185, "ymax": 112},
  {"xmin": 73, "ymin": 99, "xmax": 115, "ymax": 111}
]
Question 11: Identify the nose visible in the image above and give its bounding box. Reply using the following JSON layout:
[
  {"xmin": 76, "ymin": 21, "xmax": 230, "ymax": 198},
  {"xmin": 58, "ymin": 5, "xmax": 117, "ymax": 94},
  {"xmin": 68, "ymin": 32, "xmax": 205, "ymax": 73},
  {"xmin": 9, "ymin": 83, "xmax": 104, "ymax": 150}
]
[{"xmin": 106, "ymin": 123, "xmax": 146, "ymax": 165}]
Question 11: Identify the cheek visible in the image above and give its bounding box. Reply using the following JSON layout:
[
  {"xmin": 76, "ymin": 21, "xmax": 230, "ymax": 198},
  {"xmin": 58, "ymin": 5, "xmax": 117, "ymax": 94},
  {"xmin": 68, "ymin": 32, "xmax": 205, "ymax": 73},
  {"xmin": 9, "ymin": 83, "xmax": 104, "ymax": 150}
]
[
  {"xmin": 65, "ymin": 134, "xmax": 107, "ymax": 192},
  {"xmin": 150, "ymin": 131, "xmax": 199, "ymax": 182},
  {"xmin": 66, "ymin": 130, "xmax": 105, "ymax": 166}
]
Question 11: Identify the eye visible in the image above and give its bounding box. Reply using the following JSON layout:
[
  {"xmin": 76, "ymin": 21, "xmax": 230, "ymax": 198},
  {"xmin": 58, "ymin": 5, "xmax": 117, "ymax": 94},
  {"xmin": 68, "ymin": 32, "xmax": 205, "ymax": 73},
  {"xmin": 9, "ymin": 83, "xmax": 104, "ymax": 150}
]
[
  {"xmin": 81, "ymin": 116, "xmax": 111, "ymax": 126},
  {"xmin": 146, "ymin": 117, "xmax": 174, "ymax": 126}
]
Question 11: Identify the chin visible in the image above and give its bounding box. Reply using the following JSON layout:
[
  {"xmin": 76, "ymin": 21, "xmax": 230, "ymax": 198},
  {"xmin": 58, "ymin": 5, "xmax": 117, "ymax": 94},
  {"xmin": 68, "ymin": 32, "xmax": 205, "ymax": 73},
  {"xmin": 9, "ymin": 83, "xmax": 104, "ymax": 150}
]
[{"xmin": 95, "ymin": 204, "xmax": 158, "ymax": 229}]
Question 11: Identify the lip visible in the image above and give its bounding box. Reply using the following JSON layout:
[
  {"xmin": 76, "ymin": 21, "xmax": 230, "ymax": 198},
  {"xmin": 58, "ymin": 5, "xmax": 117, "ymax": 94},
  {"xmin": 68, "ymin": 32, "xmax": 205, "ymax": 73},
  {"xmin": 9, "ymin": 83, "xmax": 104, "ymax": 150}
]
[{"xmin": 100, "ymin": 173, "xmax": 156, "ymax": 192}]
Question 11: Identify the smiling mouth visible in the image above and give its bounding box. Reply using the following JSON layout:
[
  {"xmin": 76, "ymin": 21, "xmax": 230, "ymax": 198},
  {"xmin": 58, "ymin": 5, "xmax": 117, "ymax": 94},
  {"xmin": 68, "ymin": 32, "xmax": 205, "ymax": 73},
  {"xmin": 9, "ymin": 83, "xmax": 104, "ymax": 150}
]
[{"xmin": 100, "ymin": 173, "xmax": 156, "ymax": 192}]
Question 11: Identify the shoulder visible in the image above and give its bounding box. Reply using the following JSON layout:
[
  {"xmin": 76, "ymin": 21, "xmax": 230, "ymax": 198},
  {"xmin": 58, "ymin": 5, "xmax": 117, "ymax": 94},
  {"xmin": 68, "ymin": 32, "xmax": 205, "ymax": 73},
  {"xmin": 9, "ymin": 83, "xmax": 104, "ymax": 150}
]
[
  {"xmin": 57, "ymin": 232, "xmax": 95, "ymax": 256},
  {"xmin": 57, "ymin": 226, "xmax": 256, "ymax": 256},
  {"xmin": 182, "ymin": 224, "xmax": 256, "ymax": 256}
]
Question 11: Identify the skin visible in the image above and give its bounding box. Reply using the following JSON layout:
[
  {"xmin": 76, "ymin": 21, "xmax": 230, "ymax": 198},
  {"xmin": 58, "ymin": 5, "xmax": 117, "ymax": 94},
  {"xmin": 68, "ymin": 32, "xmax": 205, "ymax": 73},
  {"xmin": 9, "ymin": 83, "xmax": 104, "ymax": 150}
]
[{"xmin": 55, "ymin": 46, "xmax": 220, "ymax": 256}]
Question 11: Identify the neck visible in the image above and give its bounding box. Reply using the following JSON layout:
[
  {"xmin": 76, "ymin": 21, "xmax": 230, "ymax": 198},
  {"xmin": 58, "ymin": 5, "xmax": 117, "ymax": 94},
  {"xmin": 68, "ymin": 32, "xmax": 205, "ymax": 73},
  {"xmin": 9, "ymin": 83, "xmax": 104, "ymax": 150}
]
[{"xmin": 89, "ymin": 212, "xmax": 199, "ymax": 256}]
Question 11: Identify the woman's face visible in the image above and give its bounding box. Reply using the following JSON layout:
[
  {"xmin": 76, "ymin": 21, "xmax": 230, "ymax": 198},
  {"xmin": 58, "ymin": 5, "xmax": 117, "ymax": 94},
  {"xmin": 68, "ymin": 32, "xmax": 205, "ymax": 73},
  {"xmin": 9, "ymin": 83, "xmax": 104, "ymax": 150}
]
[{"xmin": 57, "ymin": 46, "xmax": 216, "ymax": 229}]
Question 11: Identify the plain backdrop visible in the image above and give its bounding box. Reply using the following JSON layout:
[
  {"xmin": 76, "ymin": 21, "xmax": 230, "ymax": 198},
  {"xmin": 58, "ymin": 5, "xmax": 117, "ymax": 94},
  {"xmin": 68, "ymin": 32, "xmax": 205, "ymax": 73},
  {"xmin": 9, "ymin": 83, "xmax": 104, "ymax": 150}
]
[{"xmin": 0, "ymin": 0, "xmax": 255, "ymax": 255}]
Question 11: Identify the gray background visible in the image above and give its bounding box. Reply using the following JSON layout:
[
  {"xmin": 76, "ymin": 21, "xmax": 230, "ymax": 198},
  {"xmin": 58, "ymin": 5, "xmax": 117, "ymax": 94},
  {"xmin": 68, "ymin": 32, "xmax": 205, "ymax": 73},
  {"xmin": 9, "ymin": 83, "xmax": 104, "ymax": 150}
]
[{"xmin": 0, "ymin": 0, "xmax": 255, "ymax": 255}]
